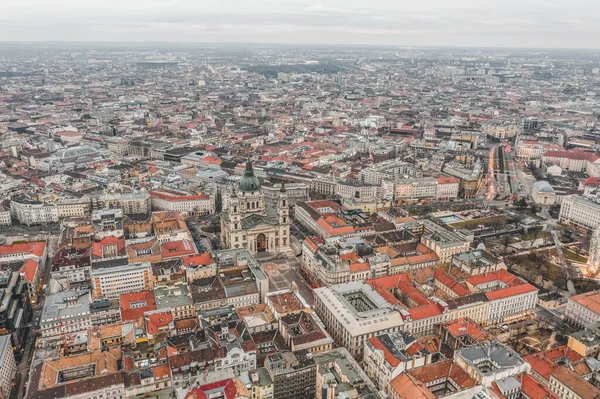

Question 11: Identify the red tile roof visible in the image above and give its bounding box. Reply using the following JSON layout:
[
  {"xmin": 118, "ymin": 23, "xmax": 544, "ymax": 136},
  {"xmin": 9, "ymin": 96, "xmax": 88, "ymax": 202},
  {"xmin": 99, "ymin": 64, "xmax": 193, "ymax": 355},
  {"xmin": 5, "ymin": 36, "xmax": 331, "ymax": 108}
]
[
  {"xmin": 92, "ymin": 236, "xmax": 125, "ymax": 258},
  {"xmin": 150, "ymin": 190, "xmax": 210, "ymax": 201},
  {"xmin": 408, "ymin": 303, "xmax": 443, "ymax": 321},
  {"xmin": 120, "ymin": 290, "xmax": 157, "ymax": 322},
  {"xmin": 368, "ymin": 336, "xmax": 401, "ymax": 367},
  {"xmin": 185, "ymin": 378, "xmax": 239, "ymax": 399},
  {"xmin": 485, "ymin": 283, "xmax": 537, "ymax": 301},
  {"xmin": 161, "ymin": 240, "xmax": 196, "ymax": 259},
  {"xmin": 350, "ymin": 262, "xmax": 370, "ymax": 273},
  {"xmin": 182, "ymin": 253, "xmax": 214, "ymax": 268},
  {"xmin": 466, "ymin": 269, "xmax": 522, "ymax": 287},
  {"xmin": 0, "ymin": 241, "xmax": 46, "ymax": 258},
  {"xmin": 437, "ymin": 176, "xmax": 458, "ymax": 184},
  {"xmin": 19, "ymin": 258, "xmax": 39, "ymax": 282},
  {"xmin": 569, "ymin": 291, "xmax": 600, "ymax": 315},
  {"xmin": 520, "ymin": 373, "xmax": 558, "ymax": 399},
  {"xmin": 543, "ymin": 149, "xmax": 599, "ymax": 161},
  {"xmin": 146, "ymin": 311, "xmax": 173, "ymax": 335},
  {"xmin": 524, "ymin": 354, "xmax": 559, "ymax": 381},
  {"xmin": 434, "ymin": 269, "xmax": 469, "ymax": 296},
  {"xmin": 442, "ymin": 317, "xmax": 491, "ymax": 342}
]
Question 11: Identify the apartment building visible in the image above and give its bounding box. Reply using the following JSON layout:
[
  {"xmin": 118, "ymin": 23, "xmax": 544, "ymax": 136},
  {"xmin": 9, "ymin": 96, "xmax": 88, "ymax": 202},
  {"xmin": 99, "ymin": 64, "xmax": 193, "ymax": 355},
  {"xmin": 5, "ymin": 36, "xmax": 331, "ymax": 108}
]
[
  {"xmin": 465, "ymin": 270, "xmax": 538, "ymax": 326},
  {"xmin": 0, "ymin": 240, "xmax": 46, "ymax": 264},
  {"xmin": 56, "ymin": 197, "xmax": 91, "ymax": 218},
  {"xmin": 542, "ymin": 149, "xmax": 599, "ymax": 172},
  {"xmin": 336, "ymin": 180, "xmax": 382, "ymax": 202},
  {"xmin": 364, "ymin": 331, "xmax": 433, "ymax": 396},
  {"xmin": 51, "ymin": 247, "xmax": 91, "ymax": 286},
  {"xmin": 150, "ymin": 189, "xmax": 215, "ymax": 215},
  {"xmin": 0, "ymin": 208, "xmax": 10, "ymax": 227},
  {"xmin": 98, "ymin": 192, "xmax": 152, "ymax": 214},
  {"xmin": 31, "ymin": 349, "xmax": 125, "ymax": 399},
  {"xmin": 549, "ymin": 367, "xmax": 600, "ymax": 399},
  {"xmin": 450, "ymin": 249, "xmax": 506, "ymax": 276},
  {"xmin": 301, "ymin": 238, "xmax": 372, "ymax": 287},
  {"xmin": 0, "ymin": 335, "xmax": 16, "ymax": 399},
  {"xmin": 39, "ymin": 290, "xmax": 91, "ymax": 341},
  {"xmin": 436, "ymin": 176, "xmax": 460, "ymax": 199},
  {"xmin": 310, "ymin": 178, "xmax": 337, "ymax": 197},
  {"xmin": 265, "ymin": 350, "xmax": 316, "ymax": 399},
  {"xmin": 414, "ymin": 219, "xmax": 471, "ymax": 263},
  {"xmin": 314, "ymin": 348, "xmax": 380, "ymax": 399},
  {"xmin": 91, "ymin": 262, "xmax": 152, "ymax": 299},
  {"xmin": 10, "ymin": 196, "xmax": 58, "ymax": 226},
  {"xmin": 153, "ymin": 282, "xmax": 195, "ymax": 320},
  {"xmin": 454, "ymin": 340, "xmax": 530, "ymax": 386},
  {"xmin": 565, "ymin": 291, "xmax": 600, "ymax": 329},
  {"xmin": 261, "ymin": 182, "xmax": 309, "ymax": 207},
  {"xmin": 559, "ymin": 195, "xmax": 600, "ymax": 231}
]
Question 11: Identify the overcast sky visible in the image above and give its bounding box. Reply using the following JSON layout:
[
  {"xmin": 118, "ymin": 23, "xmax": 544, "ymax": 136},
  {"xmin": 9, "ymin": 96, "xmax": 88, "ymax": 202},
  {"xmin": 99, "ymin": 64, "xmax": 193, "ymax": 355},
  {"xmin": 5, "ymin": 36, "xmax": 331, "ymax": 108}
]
[{"xmin": 1, "ymin": 0, "xmax": 598, "ymax": 48}]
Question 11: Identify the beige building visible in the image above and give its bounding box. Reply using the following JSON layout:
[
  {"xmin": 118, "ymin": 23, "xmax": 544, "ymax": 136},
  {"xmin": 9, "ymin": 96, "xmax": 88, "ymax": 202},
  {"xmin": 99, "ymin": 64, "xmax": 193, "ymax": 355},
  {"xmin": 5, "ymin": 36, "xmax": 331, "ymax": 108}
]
[
  {"xmin": 414, "ymin": 219, "xmax": 471, "ymax": 263},
  {"xmin": 154, "ymin": 282, "xmax": 195, "ymax": 320},
  {"xmin": 249, "ymin": 368, "xmax": 274, "ymax": 399},
  {"xmin": 310, "ymin": 178, "xmax": 337, "ymax": 197},
  {"xmin": 549, "ymin": 367, "xmax": 600, "ymax": 399},
  {"xmin": 56, "ymin": 197, "xmax": 91, "ymax": 218},
  {"xmin": 221, "ymin": 161, "xmax": 290, "ymax": 254},
  {"xmin": 98, "ymin": 192, "xmax": 151, "ymax": 214}
]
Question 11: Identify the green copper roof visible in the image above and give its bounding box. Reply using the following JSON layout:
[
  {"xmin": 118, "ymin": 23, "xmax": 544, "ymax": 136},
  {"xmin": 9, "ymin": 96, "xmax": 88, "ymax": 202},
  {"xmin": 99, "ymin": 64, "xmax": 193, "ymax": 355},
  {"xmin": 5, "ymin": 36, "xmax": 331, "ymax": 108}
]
[{"xmin": 239, "ymin": 160, "xmax": 261, "ymax": 192}]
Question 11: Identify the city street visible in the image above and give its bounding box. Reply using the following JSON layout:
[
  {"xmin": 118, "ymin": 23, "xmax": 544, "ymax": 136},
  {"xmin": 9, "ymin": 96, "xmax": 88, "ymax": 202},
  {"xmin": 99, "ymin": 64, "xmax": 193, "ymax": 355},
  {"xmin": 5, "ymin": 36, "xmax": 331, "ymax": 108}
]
[{"xmin": 14, "ymin": 234, "xmax": 58, "ymax": 399}]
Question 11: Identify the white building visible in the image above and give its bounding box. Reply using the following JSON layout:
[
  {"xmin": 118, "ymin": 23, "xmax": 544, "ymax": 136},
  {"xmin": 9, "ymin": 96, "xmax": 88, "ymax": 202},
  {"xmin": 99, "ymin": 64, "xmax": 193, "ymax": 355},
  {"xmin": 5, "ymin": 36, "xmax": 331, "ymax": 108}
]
[
  {"xmin": 0, "ymin": 335, "xmax": 16, "ymax": 399},
  {"xmin": 0, "ymin": 207, "xmax": 11, "ymax": 227},
  {"xmin": 91, "ymin": 262, "xmax": 152, "ymax": 299},
  {"xmin": 565, "ymin": 291, "xmax": 600, "ymax": 329},
  {"xmin": 542, "ymin": 150, "xmax": 599, "ymax": 173},
  {"xmin": 150, "ymin": 189, "xmax": 215, "ymax": 215},
  {"xmin": 465, "ymin": 270, "xmax": 538, "ymax": 326},
  {"xmin": 436, "ymin": 176, "xmax": 460, "ymax": 199},
  {"xmin": 39, "ymin": 290, "xmax": 91, "ymax": 340},
  {"xmin": 454, "ymin": 340, "xmax": 530, "ymax": 387},
  {"xmin": 313, "ymin": 281, "xmax": 405, "ymax": 361},
  {"xmin": 261, "ymin": 183, "xmax": 309, "ymax": 207},
  {"xmin": 11, "ymin": 197, "xmax": 58, "ymax": 226},
  {"xmin": 532, "ymin": 181, "xmax": 556, "ymax": 206},
  {"xmin": 559, "ymin": 195, "xmax": 600, "ymax": 231},
  {"xmin": 336, "ymin": 180, "xmax": 383, "ymax": 202},
  {"xmin": 311, "ymin": 178, "xmax": 338, "ymax": 197}
]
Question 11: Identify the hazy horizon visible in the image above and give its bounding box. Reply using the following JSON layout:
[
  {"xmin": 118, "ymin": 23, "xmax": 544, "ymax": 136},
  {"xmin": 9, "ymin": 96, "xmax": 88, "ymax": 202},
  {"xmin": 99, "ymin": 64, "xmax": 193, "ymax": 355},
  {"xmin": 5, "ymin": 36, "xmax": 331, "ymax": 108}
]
[{"xmin": 1, "ymin": 0, "xmax": 599, "ymax": 49}]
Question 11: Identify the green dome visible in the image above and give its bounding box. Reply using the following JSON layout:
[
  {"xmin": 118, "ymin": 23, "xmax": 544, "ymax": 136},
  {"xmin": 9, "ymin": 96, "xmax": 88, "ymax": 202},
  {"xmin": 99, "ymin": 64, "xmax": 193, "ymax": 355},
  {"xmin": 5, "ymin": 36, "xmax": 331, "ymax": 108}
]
[{"xmin": 239, "ymin": 160, "xmax": 261, "ymax": 192}]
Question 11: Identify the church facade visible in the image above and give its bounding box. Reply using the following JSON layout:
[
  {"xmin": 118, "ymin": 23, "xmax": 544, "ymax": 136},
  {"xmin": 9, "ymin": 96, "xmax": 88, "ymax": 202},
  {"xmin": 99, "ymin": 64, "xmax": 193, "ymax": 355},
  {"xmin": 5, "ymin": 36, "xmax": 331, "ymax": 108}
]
[{"xmin": 220, "ymin": 160, "xmax": 291, "ymax": 254}]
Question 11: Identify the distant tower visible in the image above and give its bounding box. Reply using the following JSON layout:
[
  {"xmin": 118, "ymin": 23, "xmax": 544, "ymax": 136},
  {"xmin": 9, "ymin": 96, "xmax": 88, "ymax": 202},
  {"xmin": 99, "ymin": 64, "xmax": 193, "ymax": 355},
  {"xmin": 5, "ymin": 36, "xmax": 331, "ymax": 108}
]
[
  {"xmin": 506, "ymin": 58, "xmax": 512, "ymax": 70},
  {"xmin": 226, "ymin": 188, "xmax": 241, "ymax": 240},
  {"xmin": 278, "ymin": 181, "xmax": 289, "ymax": 226},
  {"xmin": 587, "ymin": 227, "xmax": 600, "ymax": 275}
]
